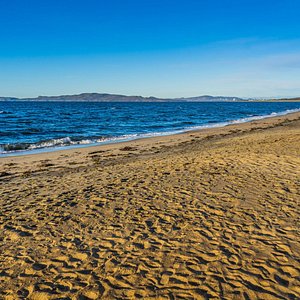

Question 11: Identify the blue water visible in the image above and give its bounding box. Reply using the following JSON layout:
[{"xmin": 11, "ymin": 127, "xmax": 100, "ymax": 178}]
[{"xmin": 0, "ymin": 101, "xmax": 299, "ymax": 156}]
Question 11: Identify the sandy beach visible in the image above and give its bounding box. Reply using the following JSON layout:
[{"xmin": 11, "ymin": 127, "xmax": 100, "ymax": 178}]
[{"xmin": 0, "ymin": 112, "xmax": 300, "ymax": 299}]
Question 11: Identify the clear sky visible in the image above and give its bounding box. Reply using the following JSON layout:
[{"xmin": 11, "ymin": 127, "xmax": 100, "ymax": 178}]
[{"xmin": 1, "ymin": 0, "xmax": 300, "ymax": 98}]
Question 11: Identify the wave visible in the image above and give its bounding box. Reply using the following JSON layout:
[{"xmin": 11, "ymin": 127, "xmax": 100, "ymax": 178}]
[
  {"xmin": 1, "ymin": 107, "xmax": 299, "ymax": 155},
  {"xmin": 227, "ymin": 108, "xmax": 300, "ymax": 124},
  {"xmin": 0, "ymin": 135, "xmax": 145, "ymax": 154},
  {"xmin": 1, "ymin": 136, "xmax": 100, "ymax": 152},
  {"xmin": 182, "ymin": 108, "xmax": 300, "ymax": 131}
]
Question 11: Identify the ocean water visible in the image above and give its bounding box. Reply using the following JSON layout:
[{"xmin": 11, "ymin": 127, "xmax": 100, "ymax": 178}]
[{"xmin": 1, "ymin": 101, "xmax": 300, "ymax": 156}]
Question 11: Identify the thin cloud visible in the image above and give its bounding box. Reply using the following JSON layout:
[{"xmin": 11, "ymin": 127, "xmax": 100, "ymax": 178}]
[{"xmin": 263, "ymin": 53, "xmax": 300, "ymax": 69}]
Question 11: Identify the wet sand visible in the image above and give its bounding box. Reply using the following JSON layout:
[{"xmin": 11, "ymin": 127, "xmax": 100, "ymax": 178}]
[{"xmin": 0, "ymin": 112, "xmax": 300, "ymax": 299}]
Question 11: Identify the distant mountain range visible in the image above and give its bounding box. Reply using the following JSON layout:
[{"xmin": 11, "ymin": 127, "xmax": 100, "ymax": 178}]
[
  {"xmin": 0, "ymin": 93, "xmax": 243, "ymax": 102},
  {"xmin": 0, "ymin": 93, "xmax": 299, "ymax": 102}
]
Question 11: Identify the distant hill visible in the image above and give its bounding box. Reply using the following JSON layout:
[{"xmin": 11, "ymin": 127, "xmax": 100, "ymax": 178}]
[
  {"xmin": 24, "ymin": 93, "xmax": 162, "ymax": 102},
  {"xmin": 1, "ymin": 93, "xmax": 299, "ymax": 102},
  {"xmin": 0, "ymin": 93, "xmax": 244, "ymax": 102}
]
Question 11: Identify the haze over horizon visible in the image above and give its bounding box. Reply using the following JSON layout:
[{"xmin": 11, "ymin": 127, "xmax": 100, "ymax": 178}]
[{"xmin": 1, "ymin": 0, "xmax": 300, "ymax": 99}]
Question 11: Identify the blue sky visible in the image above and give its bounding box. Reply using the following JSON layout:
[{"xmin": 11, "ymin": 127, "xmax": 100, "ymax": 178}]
[{"xmin": 1, "ymin": 0, "xmax": 300, "ymax": 98}]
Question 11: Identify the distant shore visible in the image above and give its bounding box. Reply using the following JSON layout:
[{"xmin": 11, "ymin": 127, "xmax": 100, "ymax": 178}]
[{"xmin": 1, "ymin": 92, "xmax": 300, "ymax": 102}]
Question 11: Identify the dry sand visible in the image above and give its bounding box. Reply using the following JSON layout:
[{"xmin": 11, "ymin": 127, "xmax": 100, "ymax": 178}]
[{"xmin": 0, "ymin": 112, "xmax": 300, "ymax": 300}]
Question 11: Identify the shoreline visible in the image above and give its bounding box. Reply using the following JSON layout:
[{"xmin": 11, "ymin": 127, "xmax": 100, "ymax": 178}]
[
  {"xmin": 1, "ymin": 110, "xmax": 300, "ymax": 166},
  {"xmin": 1, "ymin": 107, "xmax": 300, "ymax": 158},
  {"xmin": 0, "ymin": 110, "xmax": 300, "ymax": 299}
]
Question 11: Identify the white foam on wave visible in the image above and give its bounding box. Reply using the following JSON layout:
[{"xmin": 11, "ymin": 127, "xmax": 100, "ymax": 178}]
[
  {"xmin": 180, "ymin": 107, "xmax": 300, "ymax": 132},
  {"xmin": 29, "ymin": 137, "xmax": 72, "ymax": 150}
]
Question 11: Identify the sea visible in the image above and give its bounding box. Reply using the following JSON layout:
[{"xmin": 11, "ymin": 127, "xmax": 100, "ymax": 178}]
[{"xmin": 1, "ymin": 101, "xmax": 300, "ymax": 156}]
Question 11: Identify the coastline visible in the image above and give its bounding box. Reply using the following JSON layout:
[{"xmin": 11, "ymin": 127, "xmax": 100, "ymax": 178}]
[
  {"xmin": 1, "ymin": 110, "xmax": 300, "ymax": 165},
  {"xmin": 1, "ymin": 106, "xmax": 300, "ymax": 158},
  {"xmin": 0, "ymin": 111, "xmax": 300, "ymax": 299}
]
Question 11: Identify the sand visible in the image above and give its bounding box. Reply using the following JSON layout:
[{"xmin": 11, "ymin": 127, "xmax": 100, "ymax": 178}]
[{"xmin": 0, "ymin": 112, "xmax": 300, "ymax": 299}]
